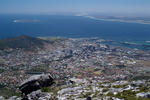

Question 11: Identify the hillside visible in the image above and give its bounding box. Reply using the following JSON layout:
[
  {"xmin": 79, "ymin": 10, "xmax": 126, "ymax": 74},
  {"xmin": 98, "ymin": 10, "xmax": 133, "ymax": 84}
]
[{"xmin": 0, "ymin": 35, "xmax": 50, "ymax": 50}]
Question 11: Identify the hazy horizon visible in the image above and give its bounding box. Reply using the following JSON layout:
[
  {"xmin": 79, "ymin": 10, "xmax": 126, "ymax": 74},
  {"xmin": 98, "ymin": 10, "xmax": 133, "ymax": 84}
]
[{"xmin": 0, "ymin": 0, "xmax": 150, "ymax": 17}]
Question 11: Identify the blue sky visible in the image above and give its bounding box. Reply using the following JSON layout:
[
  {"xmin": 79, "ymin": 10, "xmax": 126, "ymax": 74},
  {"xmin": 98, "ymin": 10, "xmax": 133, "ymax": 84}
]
[{"xmin": 0, "ymin": 0, "xmax": 150, "ymax": 16}]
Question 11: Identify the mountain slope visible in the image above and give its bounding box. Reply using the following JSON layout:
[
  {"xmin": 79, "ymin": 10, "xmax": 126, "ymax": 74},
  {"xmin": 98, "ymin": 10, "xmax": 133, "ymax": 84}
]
[{"xmin": 0, "ymin": 35, "xmax": 49, "ymax": 50}]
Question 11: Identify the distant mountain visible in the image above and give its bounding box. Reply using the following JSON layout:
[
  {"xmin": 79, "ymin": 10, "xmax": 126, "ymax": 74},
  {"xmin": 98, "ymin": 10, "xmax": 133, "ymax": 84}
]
[{"xmin": 0, "ymin": 35, "xmax": 49, "ymax": 50}]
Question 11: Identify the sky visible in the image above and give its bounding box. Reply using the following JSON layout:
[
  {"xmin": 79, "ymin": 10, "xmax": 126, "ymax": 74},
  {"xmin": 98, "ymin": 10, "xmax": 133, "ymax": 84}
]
[{"xmin": 0, "ymin": 0, "xmax": 150, "ymax": 16}]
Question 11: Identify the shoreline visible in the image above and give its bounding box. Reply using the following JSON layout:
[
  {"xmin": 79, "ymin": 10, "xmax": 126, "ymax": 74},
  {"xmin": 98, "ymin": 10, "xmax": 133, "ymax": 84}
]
[{"xmin": 82, "ymin": 15, "xmax": 150, "ymax": 25}]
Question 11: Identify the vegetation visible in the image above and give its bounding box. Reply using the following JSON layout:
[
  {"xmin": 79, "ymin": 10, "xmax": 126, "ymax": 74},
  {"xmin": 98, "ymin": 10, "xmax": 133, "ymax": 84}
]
[
  {"xmin": 132, "ymin": 75, "xmax": 150, "ymax": 80},
  {"xmin": 0, "ymin": 69, "xmax": 4, "ymax": 73},
  {"xmin": 92, "ymin": 90, "xmax": 100, "ymax": 98},
  {"xmin": 113, "ymin": 84, "xmax": 127, "ymax": 88},
  {"xmin": 114, "ymin": 90, "xmax": 150, "ymax": 100},
  {"xmin": 0, "ymin": 57, "xmax": 5, "ymax": 63},
  {"xmin": 41, "ymin": 87, "xmax": 51, "ymax": 92},
  {"xmin": 107, "ymin": 92, "xmax": 114, "ymax": 96},
  {"xmin": 0, "ymin": 87, "xmax": 21, "ymax": 98},
  {"xmin": 27, "ymin": 64, "xmax": 49, "ymax": 72},
  {"xmin": 139, "ymin": 86, "xmax": 149, "ymax": 92},
  {"xmin": 79, "ymin": 92, "xmax": 92, "ymax": 98},
  {"xmin": 0, "ymin": 35, "xmax": 48, "ymax": 50},
  {"xmin": 102, "ymin": 88, "xmax": 109, "ymax": 92}
]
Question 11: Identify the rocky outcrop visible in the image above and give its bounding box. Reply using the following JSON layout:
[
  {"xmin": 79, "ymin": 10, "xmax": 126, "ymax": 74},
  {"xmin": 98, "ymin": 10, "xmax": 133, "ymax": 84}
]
[
  {"xmin": 27, "ymin": 90, "xmax": 51, "ymax": 100},
  {"xmin": 0, "ymin": 74, "xmax": 54, "ymax": 100},
  {"xmin": 19, "ymin": 74, "xmax": 54, "ymax": 96}
]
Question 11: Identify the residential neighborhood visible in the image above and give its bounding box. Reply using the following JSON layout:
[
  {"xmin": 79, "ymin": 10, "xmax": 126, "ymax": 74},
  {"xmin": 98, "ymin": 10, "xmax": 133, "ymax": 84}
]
[{"xmin": 0, "ymin": 37, "xmax": 150, "ymax": 100}]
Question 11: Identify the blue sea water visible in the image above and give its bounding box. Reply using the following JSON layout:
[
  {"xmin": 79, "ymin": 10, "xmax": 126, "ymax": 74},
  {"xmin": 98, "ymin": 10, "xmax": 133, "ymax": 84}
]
[{"xmin": 0, "ymin": 14, "xmax": 150, "ymax": 44}]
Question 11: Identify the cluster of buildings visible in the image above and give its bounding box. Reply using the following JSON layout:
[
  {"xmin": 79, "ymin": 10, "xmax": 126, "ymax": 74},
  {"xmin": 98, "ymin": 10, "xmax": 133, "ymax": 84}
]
[{"xmin": 0, "ymin": 38, "xmax": 150, "ymax": 99}]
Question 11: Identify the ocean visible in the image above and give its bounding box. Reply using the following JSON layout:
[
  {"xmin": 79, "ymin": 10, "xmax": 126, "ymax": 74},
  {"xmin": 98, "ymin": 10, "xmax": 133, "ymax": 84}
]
[{"xmin": 0, "ymin": 14, "xmax": 150, "ymax": 44}]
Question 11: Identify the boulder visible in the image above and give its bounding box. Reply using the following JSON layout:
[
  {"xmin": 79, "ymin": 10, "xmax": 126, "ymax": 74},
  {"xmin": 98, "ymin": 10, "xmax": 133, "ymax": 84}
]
[{"xmin": 19, "ymin": 74, "xmax": 54, "ymax": 96}]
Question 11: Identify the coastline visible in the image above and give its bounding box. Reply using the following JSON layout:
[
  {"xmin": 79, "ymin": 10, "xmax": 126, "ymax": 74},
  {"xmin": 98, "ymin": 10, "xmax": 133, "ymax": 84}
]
[{"xmin": 82, "ymin": 15, "xmax": 150, "ymax": 25}]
